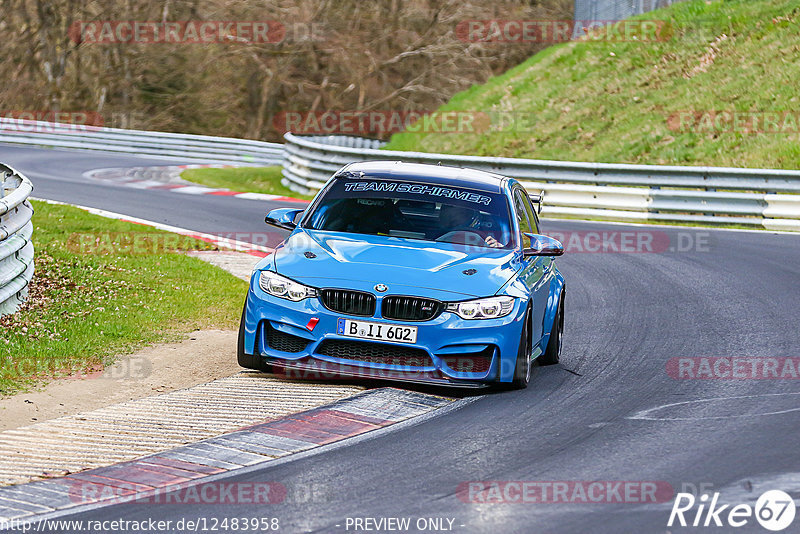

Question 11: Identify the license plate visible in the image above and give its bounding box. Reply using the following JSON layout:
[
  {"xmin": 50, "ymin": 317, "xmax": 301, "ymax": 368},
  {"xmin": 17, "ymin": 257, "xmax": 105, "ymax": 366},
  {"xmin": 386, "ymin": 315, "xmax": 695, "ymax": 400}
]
[{"xmin": 337, "ymin": 318, "xmax": 418, "ymax": 344}]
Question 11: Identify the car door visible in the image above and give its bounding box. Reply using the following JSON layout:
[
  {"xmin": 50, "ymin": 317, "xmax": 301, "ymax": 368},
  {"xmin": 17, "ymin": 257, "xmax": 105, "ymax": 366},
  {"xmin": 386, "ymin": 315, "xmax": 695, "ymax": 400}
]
[{"xmin": 513, "ymin": 187, "xmax": 551, "ymax": 348}]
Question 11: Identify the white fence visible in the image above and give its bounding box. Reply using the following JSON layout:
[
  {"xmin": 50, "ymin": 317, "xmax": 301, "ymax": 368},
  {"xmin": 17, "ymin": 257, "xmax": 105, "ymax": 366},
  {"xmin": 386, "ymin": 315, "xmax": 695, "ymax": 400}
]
[
  {"xmin": 0, "ymin": 118, "xmax": 283, "ymax": 166},
  {"xmin": 281, "ymin": 133, "xmax": 800, "ymax": 231},
  {"xmin": 0, "ymin": 164, "xmax": 34, "ymax": 317}
]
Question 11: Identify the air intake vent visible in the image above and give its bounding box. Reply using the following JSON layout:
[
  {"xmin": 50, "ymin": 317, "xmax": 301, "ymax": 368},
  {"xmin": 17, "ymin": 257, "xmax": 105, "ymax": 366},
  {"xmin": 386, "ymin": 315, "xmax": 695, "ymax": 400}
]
[
  {"xmin": 316, "ymin": 339, "xmax": 430, "ymax": 366},
  {"xmin": 382, "ymin": 296, "xmax": 442, "ymax": 322},
  {"xmin": 319, "ymin": 289, "xmax": 376, "ymax": 316},
  {"xmin": 265, "ymin": 323, "xmax": 310, "ymax": 353},
  {"xmin": 440, "ymin": 347, "xmax": 494, "ymax": 374}
]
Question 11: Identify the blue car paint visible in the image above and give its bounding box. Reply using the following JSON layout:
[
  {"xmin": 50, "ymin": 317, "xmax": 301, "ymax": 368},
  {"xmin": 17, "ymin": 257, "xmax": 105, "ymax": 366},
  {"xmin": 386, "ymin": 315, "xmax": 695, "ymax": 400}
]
[
  {"xmin": 273, "ymin": 230, "xmax": 519, "ymax": 299},
  {"xmin": 242, "ymin": 162, "xmax": 565, "ymax": 387}
]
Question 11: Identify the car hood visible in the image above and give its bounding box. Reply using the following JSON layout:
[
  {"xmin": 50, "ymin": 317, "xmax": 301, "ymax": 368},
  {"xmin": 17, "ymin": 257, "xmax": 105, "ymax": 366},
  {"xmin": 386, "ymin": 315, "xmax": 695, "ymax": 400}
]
[{"xmin": 271, "ymin": 229, "xmax": 519, "ymax": 299}]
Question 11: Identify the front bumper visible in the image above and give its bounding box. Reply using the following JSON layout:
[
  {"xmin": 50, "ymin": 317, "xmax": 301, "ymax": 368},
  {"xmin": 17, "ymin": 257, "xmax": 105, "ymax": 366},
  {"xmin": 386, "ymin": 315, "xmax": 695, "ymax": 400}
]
[{"xmin": 242, "ymin": 277, "xmax": 527, "ymax": 386}]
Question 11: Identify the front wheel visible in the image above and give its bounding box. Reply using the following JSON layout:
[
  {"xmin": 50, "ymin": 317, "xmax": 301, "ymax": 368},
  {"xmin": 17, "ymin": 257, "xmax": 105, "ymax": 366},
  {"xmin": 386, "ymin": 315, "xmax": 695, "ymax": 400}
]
[
  {"xmin": 539, "ymin": 292, "xmax": 564, "ymax": 366},
  {"xmin": 509, "ymin": 307, "xmax": 533, "ymax": 389},
  {"xmin": 237, "ymin": 303, "xmax": 272, "ymax": 372}
]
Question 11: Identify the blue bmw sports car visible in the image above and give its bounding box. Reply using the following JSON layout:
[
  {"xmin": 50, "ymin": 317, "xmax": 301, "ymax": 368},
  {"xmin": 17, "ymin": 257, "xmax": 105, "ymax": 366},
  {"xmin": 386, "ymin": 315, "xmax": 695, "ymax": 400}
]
[{"xmin": 238, "ymin": 161, "xmax": 565, "ymax": 389}]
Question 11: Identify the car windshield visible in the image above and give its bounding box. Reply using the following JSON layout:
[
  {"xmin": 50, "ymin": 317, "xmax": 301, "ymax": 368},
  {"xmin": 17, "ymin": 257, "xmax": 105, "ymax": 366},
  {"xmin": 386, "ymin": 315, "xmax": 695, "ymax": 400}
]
[{"xmin": 303, "ymin": 177, "xmax": 513, "ymax": 249}]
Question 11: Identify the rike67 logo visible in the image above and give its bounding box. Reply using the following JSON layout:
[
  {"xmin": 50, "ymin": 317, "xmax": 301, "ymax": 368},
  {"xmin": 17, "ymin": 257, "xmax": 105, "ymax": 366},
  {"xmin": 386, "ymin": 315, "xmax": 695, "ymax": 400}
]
[{"xmin": 668, "ymin": 490, "xmax": 796, "ymax": 531}]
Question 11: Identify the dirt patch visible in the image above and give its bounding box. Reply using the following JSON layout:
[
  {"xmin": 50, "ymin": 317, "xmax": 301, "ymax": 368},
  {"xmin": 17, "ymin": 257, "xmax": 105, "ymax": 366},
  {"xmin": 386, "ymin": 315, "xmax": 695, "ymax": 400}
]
[
  {"xmin": 0, "ymin": 329, "xmax": 240, "ymax": 431},
  {"xmin": 684, "ymin": 33, "xmax": 729, "ymax": 79}
]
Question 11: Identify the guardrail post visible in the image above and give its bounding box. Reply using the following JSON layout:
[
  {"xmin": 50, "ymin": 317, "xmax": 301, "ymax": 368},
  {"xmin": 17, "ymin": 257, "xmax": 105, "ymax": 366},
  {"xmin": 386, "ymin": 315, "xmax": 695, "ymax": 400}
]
[{"xmin": 1, "ymin": 171, "xmax": 8, "ymax": 199}]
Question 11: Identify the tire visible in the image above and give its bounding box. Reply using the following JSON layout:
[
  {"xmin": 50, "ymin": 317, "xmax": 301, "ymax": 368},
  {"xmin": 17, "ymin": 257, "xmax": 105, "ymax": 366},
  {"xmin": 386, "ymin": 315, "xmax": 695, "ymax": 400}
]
[
  {"xmin": 237, "ymin": 303, "xmax": 272, "ymax": 372},
  {"xmin": 509, "ymin": 307, "xmax": 533, "ymax": 389},
  {"xmin": 539, "ymin": 292, "xmax": 564, "ymax": 366}
]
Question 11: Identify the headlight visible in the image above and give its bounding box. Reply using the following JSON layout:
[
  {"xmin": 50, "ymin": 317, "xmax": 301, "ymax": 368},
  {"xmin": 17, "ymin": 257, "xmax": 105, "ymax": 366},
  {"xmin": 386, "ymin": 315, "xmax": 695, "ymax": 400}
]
[
  {"xmin": 259, "ymin": 271, "xmax": 317, "ymax": 301},
  {"xmin": 445, "ymin": 296, "xmax": 515, "ymax": 320}
]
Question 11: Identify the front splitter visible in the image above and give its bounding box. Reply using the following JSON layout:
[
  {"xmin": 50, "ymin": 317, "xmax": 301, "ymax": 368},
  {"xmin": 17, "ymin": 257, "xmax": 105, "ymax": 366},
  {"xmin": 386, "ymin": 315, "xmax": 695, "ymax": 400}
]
[{"xmin": 269, "ymin": 359, "xmax": 492, "ymax": 389}]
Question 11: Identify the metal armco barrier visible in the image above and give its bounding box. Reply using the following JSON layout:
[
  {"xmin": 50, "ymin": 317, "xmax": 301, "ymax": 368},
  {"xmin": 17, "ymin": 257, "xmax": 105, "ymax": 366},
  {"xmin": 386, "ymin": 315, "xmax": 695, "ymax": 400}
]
[
  {"xmin": 0, "ymin": 164, "xmax": 34, "ymax": 317},
  {"xmin": 0, "ymin": 118, "xmax": 283, "ymax": 166},
  {"xmin": 281, "ymin": 133, "xmax": 800, "ymax": 231}
]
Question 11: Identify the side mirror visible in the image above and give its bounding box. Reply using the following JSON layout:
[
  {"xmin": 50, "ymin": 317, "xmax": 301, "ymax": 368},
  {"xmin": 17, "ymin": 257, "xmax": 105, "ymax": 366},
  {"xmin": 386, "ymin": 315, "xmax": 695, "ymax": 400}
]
[
  {"xmin": 265, "ymin": 208, "xmax": 304, "ymax": 231},
  {"xmin": 522, "ymin": 233, "xmax": 564, "ymax": 257}
]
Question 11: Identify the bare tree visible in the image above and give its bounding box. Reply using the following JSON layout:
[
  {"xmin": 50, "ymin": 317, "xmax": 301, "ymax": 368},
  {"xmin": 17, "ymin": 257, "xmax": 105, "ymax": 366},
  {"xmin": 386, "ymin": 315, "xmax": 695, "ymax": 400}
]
[{"xmin": 0, "ymin": 0, "xmax": 572, "ymax": 140}]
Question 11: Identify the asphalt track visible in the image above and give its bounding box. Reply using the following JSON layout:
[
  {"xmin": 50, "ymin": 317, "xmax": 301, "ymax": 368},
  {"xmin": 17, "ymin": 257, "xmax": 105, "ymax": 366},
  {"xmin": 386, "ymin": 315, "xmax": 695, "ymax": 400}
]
[{"xmin": 2, "ymin": 143, "xmax": 799, "ymax": 533}]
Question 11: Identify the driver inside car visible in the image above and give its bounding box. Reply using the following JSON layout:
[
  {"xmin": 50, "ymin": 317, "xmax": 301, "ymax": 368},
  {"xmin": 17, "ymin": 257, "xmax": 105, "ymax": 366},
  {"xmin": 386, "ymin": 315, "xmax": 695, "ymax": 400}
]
[{"xmin": 437, "ymin": 204, "xmax": 502, "ymax": 248}]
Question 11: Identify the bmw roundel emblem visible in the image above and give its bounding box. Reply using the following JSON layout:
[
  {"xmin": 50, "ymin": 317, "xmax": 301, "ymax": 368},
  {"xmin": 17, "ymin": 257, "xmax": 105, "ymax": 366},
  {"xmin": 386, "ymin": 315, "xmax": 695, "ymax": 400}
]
[{"xmin": 374, "ymin": 284, "xmax": 388, "ymax": 293}]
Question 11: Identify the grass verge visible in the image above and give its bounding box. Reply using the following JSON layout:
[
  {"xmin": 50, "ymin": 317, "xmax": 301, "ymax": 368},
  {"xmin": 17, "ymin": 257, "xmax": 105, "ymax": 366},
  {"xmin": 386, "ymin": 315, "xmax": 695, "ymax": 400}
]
[
  {"xmin": 181, "ymin": 166, "xmax": 314, "ymax": 199},
  {"xmin": 385, "ymin": 0, "xmax": 800, "ymax": 170},
  {"xmin": 0, "ymin": 201, "xmax": 248, "ymax": 396}
]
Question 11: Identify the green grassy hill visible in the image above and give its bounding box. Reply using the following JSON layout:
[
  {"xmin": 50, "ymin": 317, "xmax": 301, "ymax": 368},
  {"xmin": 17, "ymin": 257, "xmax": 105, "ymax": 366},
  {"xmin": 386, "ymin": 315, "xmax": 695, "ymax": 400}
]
[{"xmin": 385, "ymin": 0, "xmax": 800, "ymax": 170}]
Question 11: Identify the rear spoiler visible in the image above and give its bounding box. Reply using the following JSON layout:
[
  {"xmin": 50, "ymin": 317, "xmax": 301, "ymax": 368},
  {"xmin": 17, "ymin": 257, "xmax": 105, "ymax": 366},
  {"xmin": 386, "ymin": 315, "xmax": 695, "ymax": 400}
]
[{"xmin": 528, "ymin": 190, "xmax": 545, "ymax": 214}]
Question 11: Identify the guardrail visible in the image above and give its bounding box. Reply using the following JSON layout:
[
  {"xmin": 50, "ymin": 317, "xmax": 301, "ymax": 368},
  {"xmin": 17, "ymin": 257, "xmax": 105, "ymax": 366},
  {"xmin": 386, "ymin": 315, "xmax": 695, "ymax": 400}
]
[
  {"xmin": 282, "ymin": 133, "xmax": 800, "ymax": 231},
  {"xmin": 3, "ymin": 122, "xmax": 799, "ymax": 231},
  {"xmin": 0, "ymin": 118, "xmax": 283, "ymax": 166},
  {"xmin": 0, "ymin": 164, "xmax": 34, "ymax": 317}
]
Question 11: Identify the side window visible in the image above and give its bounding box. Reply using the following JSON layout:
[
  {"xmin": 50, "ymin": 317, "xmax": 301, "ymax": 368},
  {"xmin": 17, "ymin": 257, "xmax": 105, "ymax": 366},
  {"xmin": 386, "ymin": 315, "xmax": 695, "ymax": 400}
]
[
  {"xmin": 513, "ymin": 189, "xmax": 533, "ymax": 249},
  {"xmin": 519, "ymin": 189, "xmax": 540, "ymax": 234}
]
